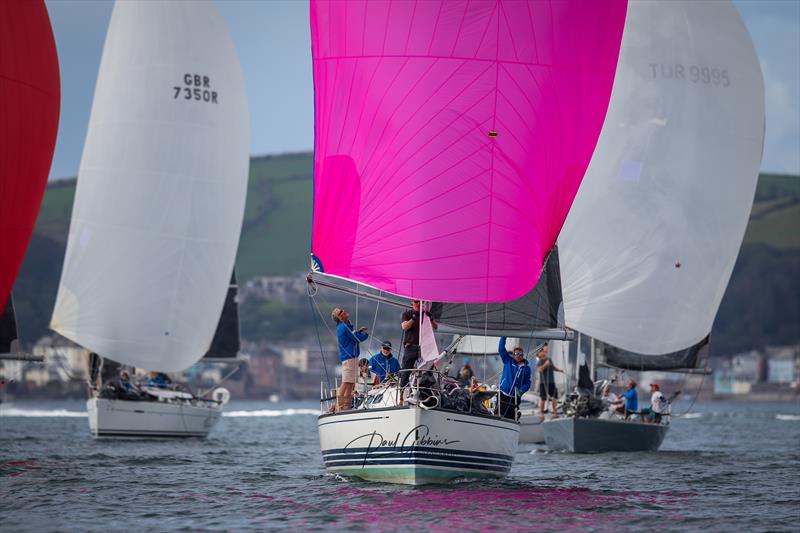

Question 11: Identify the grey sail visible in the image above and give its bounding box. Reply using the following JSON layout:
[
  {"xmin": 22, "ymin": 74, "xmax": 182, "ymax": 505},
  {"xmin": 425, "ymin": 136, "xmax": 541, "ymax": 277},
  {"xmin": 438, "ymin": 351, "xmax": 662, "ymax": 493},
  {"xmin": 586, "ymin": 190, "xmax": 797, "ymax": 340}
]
[
  {"xmin": 431, "ymin": 246, "xmax": 563, "ymax": 334},
  {"xmin": 0, "ymin": 295, "xmax": 19, "ymax": 354},
  {"xmin": 201, "ymin": 271, "xmax": 241, "ymax": 361},
  {"xmin": 595, "ymin": 336, "xmax": 709, "ymax": 372}
]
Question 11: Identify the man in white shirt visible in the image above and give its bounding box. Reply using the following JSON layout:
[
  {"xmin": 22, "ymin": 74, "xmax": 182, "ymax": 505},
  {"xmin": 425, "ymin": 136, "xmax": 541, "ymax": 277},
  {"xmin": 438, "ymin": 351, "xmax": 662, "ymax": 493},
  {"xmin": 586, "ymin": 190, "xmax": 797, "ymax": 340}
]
[{"xmin": 644, "ymin": 383, "xmax": 669, "ymax": 423}]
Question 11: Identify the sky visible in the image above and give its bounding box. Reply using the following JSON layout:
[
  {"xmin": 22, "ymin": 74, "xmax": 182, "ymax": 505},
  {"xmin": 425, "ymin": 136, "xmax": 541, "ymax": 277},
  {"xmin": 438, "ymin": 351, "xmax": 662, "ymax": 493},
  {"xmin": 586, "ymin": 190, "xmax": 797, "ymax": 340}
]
[{"xmin": 45, "ymin": 0, "xmax": 800, "ymax": 181}]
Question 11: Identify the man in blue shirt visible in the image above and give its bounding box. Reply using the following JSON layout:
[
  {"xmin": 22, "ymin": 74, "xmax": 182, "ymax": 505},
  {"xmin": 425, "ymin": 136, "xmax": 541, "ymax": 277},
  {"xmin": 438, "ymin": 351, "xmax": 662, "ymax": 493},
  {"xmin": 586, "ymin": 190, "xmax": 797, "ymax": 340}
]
[
  {"xmin": 147, "ymin": 371, "xmax": 171, "ymax": 388},
  {"xmin": 497, "ymin": 337, "xmax": 532, "ymax": 420},
  {"xmin": 615, "ymin": 378, "xmax": 639, "ymax": 418},
  {"xmin": 332, "ymin": 307, "xmax": 368, "ymax": 411},
  {"xmin": 369, "ymin": 340, "xmax": 400, "ymax": 383}
]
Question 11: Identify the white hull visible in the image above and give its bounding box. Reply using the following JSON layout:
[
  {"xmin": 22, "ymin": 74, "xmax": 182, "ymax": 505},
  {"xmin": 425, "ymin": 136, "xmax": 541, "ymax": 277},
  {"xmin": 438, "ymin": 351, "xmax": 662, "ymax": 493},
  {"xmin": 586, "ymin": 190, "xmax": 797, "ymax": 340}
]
[
  {"xmin": 87, "ymin": 397, "xmax": 222, "ymax": 439},
  {"xmin": 519, "ymin": 414, "xmax": 545, "ymax": 444},
  {"xmin": 318, "ymin": 406, "xmax": 519, "ymax": 485}
]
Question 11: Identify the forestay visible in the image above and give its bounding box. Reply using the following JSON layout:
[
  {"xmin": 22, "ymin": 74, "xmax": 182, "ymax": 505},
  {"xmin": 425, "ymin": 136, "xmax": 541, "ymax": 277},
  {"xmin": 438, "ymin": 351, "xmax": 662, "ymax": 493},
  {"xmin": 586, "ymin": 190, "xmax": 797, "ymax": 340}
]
[
  {"xmin": 309, "ymin": 0, "xmax": 627, "ymax": 303},
  {"xmin": 0, "ymin": 0, "xmax": 60, "ymax": 311},
  {"xmin": 51, "ymin": 1, "xmax": 249, "ymax": 372},
  {"xmin": 560, "ymin": 0, "xmax": 764, "ymax": 356}
]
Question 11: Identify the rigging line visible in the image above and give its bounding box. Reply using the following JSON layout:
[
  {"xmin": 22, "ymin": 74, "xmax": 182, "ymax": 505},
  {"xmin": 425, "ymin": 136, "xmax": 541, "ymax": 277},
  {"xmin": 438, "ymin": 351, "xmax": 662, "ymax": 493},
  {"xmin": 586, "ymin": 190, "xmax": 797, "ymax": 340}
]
[
  {"xmin": 196, "ymin": 364, "xmax": 242, "ymax": 398},
  {"xmin": 673, "ymin": 349, "xmax": 711, "ymax": 418},
  {"xmin": 483, "ymin": 302, "xmax": 489, "ymax": 383},
  {"xmin": 307, "ymin": 285, "xmax": 332, "ymax": 391},
  {"xmin": 365, "ymin": 291, "xmax": 382, "ymax": 356}
]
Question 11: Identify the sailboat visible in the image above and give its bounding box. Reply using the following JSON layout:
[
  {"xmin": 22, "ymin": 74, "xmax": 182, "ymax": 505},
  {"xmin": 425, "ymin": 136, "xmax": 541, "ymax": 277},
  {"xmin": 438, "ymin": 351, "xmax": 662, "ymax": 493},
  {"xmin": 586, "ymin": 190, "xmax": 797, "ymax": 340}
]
[
  {"xmin": 308, "ymin": 0, "xmax": 628, "ymax": 484},
  {"xmin": 0, "ymin": 0, "xmax": 60, "ymax": 364},
  {"xmin": 541, "ymin": 0, "xmax": 765, "ymax": 452},
  {"xmin": 50, "ymin": 1, "xmax": 249, "ymax": 438}
]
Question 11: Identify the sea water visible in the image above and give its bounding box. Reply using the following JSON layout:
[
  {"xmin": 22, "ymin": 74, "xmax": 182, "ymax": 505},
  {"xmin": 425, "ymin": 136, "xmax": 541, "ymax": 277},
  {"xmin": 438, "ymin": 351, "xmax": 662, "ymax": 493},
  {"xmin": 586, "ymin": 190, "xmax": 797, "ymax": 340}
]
[{"xmin": 1, "ymin": 399, "xmax": 798, "ymax": 532}]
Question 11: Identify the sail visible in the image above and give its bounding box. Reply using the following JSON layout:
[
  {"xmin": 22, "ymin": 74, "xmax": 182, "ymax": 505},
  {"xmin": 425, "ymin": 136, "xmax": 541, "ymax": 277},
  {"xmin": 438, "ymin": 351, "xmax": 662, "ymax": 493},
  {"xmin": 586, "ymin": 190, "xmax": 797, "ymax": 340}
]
[
  {"xmin": 560, "ymin": 0, "xmax": 765, "ymax": 357},
  {"xmin": 432, "ymin": 246, "xmax": 562, "ymax": 333},
  {"xmin": 596, "ymin": 337, "xmax": 709, "ymax": 372},
  {"xmin": 0, "ymin": 0, "xmax": 60, "ymax": 311},
  {"xmin": 201, "ymin": 271, "xmax": 241, "ymax": 361},
  {"xmin": 0, "ymin": 296, "xmax": 20, "ymax": 354},
  {"xmin": 309, "ymin": 0, "xmax": 627, "ymax": 303},
  {"xmin": 50, "ymin": 1, "xmax": 249, "ymax": 372}
]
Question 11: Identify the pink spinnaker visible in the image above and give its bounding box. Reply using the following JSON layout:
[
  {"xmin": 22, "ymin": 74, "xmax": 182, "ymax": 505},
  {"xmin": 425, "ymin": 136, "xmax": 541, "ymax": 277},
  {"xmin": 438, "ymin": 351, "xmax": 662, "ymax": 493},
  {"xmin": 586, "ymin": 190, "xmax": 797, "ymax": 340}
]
[{"xmin": 310, "ymin": 0, "xmax": 627, "ymax": 302}]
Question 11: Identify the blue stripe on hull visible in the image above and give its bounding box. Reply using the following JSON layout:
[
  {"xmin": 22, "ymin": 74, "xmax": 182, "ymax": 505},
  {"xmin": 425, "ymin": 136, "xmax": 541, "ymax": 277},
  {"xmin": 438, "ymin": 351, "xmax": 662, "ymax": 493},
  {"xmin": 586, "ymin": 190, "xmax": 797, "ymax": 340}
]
[
  {"xmin": 324, "ymin": 451, "xmax": 511, "ymax": 467},
  {"xmin": 321, "ymin": 446, "xmax": 514, "ymax": 479},
  {"xmin": 324, "ymin": 458, "xmax": 509, "ymax": 473},
  {"xmin": 322, "ymin": 445, "xmax": 513, "ymax": 461}
]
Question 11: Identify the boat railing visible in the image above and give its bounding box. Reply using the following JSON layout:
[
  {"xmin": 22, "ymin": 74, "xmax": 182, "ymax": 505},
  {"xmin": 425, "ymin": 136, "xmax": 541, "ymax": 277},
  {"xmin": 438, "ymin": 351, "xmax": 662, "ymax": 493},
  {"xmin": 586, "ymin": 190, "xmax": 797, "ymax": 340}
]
[{"xmin": 320, "ymin": 369, "xmax": 515, "ymax": 420}]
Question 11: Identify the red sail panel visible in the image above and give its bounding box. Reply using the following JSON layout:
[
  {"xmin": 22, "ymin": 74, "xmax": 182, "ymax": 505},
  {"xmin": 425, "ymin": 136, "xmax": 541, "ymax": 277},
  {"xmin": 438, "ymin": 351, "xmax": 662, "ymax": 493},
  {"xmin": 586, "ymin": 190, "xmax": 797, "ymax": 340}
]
[{"xmin": 0, "ymin": 0, "xmax": 60, "ymax": 310}]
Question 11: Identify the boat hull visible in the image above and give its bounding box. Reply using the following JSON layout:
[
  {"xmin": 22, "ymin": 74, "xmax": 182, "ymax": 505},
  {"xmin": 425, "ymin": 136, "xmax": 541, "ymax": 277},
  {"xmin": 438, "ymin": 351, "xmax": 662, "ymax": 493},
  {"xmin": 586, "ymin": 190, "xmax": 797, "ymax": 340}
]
[
  {"xmin": 519, "ymin": 414, "xmax": 545, "ymax": 444},
  {"xmin": 318, "ymin": 406, "xmax": 519, "ymax": 485},
  {"xmin": 87, "ymin": 397, "xmax": 222, "ymax": 438},
  {"xmin": 542, "ymin": 417, "xmax": 669, "ymax": 453}
]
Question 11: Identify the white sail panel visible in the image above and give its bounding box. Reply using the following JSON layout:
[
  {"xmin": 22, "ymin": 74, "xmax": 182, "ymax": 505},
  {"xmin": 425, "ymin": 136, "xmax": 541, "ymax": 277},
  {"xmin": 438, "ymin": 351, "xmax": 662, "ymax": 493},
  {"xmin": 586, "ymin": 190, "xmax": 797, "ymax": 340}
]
[
  {"xmin": 560, "ymin": 0, "xmax": 764, "ymax": 355},
  {"xmin": 51, "ymin": 1, "xmax": 249, "ymax": 372}
]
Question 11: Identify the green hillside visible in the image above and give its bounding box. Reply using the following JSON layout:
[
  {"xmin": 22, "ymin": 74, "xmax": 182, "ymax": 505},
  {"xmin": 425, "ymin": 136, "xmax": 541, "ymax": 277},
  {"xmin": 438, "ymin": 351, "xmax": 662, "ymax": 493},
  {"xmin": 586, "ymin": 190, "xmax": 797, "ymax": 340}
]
[
  {"xmin": 237, "ymin": 153, "xmax": 313, "ymax": 279},
  {"xmin": 11, "ymin": 155, "xmax": 800, "ymax": 355}
]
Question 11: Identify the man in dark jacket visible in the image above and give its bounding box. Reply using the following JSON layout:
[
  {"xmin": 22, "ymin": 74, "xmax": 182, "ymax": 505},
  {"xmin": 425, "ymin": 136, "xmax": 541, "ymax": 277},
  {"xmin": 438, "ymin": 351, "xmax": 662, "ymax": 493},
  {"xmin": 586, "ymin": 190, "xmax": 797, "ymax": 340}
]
[
  {"xmin": 497, "ymin": 337, "xmax": 532, "ymax": 420},
  {"xmin": 399, "ymin": 299, "xmax": 437, "ymax": 389}
]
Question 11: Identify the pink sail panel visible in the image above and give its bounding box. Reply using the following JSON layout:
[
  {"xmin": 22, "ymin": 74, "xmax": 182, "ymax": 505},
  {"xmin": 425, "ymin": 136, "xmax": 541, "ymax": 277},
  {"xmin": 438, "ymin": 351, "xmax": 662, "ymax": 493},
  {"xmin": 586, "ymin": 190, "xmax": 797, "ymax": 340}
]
[
  {"xmin": 310, "ymin": 0, "xmax": 626, "ymax": 302},
  {"xmin": 0, "ymin": 0, "xmax": 61, "ymax": 311}
]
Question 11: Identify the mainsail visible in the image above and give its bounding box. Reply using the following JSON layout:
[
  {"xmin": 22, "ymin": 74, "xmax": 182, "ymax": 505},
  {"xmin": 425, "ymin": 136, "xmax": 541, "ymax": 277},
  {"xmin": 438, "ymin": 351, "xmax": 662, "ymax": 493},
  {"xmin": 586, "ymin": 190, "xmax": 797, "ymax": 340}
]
[
  {"xmin": 309, "ymin": 0, "xmax": 627, "ymax": 303},
  {"xmin": 50, "ymin": 1, "xmax": 249, "ymax": 372},
  {"xmin": 432, "ymin": 246, "xmax": 563, "ymax": 334},
  {"xmin": 559, "ymin": 0, "xmax": 765, "ymax": 364},
  {"xmin": 1, "ymin": 296, "xmax": 20, "ymax": 355},
  {"xmin": 0, "ymin": 0, "xmax": 60, "ymax": 311},
  {"xmin": 201, "ymin": 272, "xmax": 242, "ymax": 362}
]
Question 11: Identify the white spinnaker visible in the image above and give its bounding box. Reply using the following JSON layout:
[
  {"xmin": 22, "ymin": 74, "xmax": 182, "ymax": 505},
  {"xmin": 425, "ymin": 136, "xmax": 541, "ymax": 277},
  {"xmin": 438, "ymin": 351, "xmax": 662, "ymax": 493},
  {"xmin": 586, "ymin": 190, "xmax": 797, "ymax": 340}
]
[
  {"xmin": 50, "ymin": 1, "xmax": 249, "ymax": 372},
  {"xmin": 560, "ymin": 0, "xmax": 764, "ymax": 355}
]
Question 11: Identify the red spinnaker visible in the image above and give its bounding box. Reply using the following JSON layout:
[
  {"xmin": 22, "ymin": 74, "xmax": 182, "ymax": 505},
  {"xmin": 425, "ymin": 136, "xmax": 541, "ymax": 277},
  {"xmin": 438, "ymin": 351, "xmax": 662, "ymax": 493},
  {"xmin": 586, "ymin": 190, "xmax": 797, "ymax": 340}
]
[{"xmin": 0, "ymin": 0, "xmax": 60, "ymax": 310}]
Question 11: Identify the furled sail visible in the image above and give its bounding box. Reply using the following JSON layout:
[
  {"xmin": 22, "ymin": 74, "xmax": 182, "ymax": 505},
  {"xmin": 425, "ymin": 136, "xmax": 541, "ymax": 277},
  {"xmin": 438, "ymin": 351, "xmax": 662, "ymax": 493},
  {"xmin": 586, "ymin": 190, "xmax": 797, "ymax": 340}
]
[
  {"xmin": 560, "ymin": 0, "xmax": 765, "ymax": 359},
  {"xmin": 309, "ymin": 0, "xmax": 627, "ymax": 303},
  {"xmin": 201, "ymin": 271, "xmax": 241, "ymax": 362},
  {"xmin": 50, "ymin": 1, "xmax": 249, "ymax": 372},
  {"xmin": 0, "ymin": 0, "xmax": 60, "ymax": 311}
]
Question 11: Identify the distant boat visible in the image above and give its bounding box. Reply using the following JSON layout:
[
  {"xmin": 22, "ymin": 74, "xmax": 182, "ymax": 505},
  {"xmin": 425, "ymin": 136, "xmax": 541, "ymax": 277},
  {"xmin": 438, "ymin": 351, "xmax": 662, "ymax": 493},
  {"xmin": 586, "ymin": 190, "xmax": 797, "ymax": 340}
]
[
  {"xmin": 542, "ymin": 0, "xmax": 765, "ymax": 453},
  {"xmin": 0, "ymin": 0, "xmax": 60, "ymax": 362},
  {"xmin": 50, "ymin": 0, "xmax": 249, "ymax": 438},
  {"xmin": 308, "ymin": 0, "xmax": 627, "ymax": 484}
]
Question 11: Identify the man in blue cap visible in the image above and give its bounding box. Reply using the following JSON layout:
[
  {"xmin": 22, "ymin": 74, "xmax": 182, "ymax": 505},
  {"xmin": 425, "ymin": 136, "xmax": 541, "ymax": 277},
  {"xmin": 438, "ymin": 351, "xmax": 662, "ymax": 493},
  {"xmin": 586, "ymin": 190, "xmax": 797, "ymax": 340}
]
[{"xmin": 369, "ymin": 340, "xmax": 400, "ymax": 383}]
